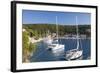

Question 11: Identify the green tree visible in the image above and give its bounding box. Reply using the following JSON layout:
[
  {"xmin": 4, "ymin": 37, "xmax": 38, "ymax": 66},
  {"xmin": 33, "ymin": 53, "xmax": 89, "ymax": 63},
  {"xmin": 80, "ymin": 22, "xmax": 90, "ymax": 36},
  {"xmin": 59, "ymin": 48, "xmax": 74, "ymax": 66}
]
[
  {"xmin": 22, "ymin": 31, "xmax": 29, "ymax": 51},
  {"xmin": 29, "ymin": 43, "xmax": 37, "ymax": 53},
  {"xmin": 22, "ymin": 31, "xmax": 29, "ymax": 62},
  {"xmin": 34, "ymin": 30, "xmax": 39, "ymax": 40}
]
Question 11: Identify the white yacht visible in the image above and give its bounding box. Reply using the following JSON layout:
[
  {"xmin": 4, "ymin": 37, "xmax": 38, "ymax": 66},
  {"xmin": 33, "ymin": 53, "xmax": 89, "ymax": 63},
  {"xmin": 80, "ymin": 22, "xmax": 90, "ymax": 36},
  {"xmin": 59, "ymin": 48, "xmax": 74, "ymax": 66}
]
[
  {"xmin": 48, "ymin": 16, "xmax": 65, "ymax": 53},
  {"xmin": 48, "ymin": 43, "xmax": 64, "ymax": 52},
  {"xmin": 65, "ymin": 16, "xmax": 83, "ymax": 60}
]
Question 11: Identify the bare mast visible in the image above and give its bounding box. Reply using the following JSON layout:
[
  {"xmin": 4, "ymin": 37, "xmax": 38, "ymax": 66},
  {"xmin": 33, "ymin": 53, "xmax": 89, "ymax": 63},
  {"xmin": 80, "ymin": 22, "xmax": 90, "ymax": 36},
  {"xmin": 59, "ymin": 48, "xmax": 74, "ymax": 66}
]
[
  {"xmin": 76, "ymin": 16, "xmax": 79, "ymax": 50},
  {"xmin": 56, "ymin": 16, "xmax": 59, "ymax": 43}
]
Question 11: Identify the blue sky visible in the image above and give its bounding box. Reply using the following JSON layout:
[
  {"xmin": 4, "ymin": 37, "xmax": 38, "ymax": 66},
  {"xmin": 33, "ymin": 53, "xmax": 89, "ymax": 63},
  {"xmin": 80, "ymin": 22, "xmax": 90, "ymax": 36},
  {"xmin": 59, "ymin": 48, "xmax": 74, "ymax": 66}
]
[{"xmin": 22, "ymin": 10, "xmax": 91, "ymax": 25}]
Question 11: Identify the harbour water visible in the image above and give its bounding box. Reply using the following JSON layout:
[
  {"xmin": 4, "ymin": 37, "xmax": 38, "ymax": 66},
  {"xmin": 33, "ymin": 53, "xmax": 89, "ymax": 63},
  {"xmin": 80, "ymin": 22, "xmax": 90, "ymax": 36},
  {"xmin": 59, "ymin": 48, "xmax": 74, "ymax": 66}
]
[{"xmin": 30, "ymin": 39, "xmax": 91, "ymax": 62}]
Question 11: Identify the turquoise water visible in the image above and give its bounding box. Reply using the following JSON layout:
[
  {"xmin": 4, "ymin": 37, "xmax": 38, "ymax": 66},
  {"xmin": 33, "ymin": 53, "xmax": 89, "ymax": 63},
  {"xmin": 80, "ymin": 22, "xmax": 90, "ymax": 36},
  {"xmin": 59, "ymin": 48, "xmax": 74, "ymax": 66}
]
[{"xmin": 30, "ymin": 39, "xmax": 91, "ymax": 62}]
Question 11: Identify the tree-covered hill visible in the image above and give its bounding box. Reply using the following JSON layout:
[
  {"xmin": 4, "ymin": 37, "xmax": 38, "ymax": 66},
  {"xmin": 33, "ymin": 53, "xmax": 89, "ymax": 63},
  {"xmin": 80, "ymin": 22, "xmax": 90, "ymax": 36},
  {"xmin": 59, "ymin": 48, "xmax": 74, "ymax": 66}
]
[{"xmin": 23, "ymin": 24, "xmax": 91, "ymax": 37}]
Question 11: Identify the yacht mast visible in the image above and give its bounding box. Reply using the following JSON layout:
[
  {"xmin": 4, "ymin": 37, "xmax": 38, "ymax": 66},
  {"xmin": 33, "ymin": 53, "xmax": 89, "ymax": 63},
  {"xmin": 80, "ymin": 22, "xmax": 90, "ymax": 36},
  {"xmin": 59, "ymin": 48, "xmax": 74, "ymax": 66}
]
[
  {"xmin": 56, "ymin": 16, "xmax": 59, "ymax": 43},
  {"xmin": 76, "ymin": 16, "xmax": 79, "ymax": 50}
]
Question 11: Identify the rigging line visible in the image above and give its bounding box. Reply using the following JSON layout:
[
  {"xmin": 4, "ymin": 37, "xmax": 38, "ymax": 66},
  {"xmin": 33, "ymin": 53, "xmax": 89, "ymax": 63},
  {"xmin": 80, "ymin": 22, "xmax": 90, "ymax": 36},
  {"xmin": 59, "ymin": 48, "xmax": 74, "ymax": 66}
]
[
  {"xmin": 76, "ymin": 16, "xmax": 82, "ymax": 50},
  {"xmin": 56, "ymin": 16, "xmax": 59, "ymax": 43},
  {"xmin": 76, "ymin": 16, "xmax": 79, "ymax": 49},
  {"xmin": 80, "ymin": 38, "xmax": 83, "ymax": 50}
]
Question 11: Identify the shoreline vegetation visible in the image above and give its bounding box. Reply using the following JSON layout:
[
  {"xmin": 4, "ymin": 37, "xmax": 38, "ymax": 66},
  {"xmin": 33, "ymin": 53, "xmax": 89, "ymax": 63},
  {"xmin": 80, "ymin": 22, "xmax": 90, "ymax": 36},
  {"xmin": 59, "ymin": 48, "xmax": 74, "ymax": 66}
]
[
  {"xmin": 22, "ymin": 24, "xmax": 91, "ymax": 63},
  {"xmin": 22, "ymin": 31, "xmax": 43, "ymax": 63}
]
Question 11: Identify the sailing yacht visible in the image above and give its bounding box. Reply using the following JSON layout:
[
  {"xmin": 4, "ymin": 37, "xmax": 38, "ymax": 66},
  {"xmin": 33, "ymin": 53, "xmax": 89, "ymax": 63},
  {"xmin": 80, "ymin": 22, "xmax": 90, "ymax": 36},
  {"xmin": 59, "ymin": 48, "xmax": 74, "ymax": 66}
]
[
  {"xmin": 48, "ymin": 16, "xmax": 65, "ymax": 53},
  {"xmin": 65, "ymin": 16, "xmax": 83, "ymax": 60}
]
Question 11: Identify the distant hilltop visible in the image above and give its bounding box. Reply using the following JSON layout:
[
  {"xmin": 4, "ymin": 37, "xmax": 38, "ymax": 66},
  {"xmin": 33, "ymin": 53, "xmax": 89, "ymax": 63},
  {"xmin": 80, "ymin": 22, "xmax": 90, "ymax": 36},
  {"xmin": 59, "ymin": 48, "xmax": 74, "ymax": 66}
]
[
  {"xmin": 23, "ymin": 24, "xmax": 91, "ymax": 38},
  {"xmin": 23, "ymin": 23, "xmax": 90, "ymax": 26}
]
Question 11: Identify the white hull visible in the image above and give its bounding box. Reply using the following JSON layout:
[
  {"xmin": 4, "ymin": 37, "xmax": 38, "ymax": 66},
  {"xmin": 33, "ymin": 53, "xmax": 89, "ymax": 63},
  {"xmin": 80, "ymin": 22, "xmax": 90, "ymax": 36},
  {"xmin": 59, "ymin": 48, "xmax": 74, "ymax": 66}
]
[
  {"xmin": 66, "ymin": 49, "xmax": 83, "ymax": 60},
  {"xmin": 48, "ymin": 44, "xmax": 65, "ymax": 53}
]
